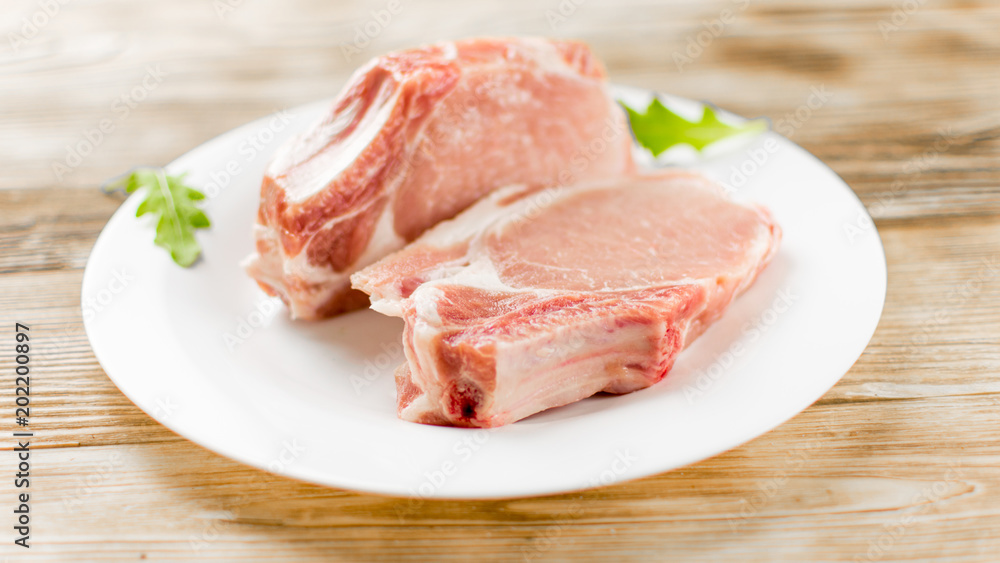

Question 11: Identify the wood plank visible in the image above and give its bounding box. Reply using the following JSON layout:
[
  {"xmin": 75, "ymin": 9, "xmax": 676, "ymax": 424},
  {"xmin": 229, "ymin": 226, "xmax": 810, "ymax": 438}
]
[
  {"xmin": 10, "ymin": 393, "xmax": 1000, "ymax": 561},
  {"xmin": 4, "ymin": 1, "xmax": 1000, "ymax": 222}
]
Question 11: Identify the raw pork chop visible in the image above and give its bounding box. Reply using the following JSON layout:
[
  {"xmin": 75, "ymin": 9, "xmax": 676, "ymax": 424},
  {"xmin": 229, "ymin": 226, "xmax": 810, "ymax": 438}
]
[
  {"xmin": 245, "ymin": 37, "xmax": 633, "ymax": 319},
  {"xmin": 352, "ymin": 171, "xmax": 781, "ymax": 428}
]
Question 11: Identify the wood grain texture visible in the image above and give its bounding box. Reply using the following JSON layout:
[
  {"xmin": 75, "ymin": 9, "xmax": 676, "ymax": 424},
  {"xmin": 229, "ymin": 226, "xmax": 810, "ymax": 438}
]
[{"xmin": 2, "ymin": 0, "xmax": 999, "ymax": 560}]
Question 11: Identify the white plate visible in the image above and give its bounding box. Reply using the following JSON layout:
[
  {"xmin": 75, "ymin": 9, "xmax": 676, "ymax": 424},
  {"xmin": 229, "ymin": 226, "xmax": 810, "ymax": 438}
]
[{"xmin": 83, "ymin": 86, "xmax": 886, "ymax": 499}]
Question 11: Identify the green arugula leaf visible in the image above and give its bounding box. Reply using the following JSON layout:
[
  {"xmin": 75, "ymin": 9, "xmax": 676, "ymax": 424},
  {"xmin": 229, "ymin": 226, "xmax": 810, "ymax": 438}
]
[
  {"xmin": 622, "ymin": 98, "xmax": 767, "ymax": 156},
  {"xmin": 105, "ymin": 168, "xmax": 211, "ymax": 267}
]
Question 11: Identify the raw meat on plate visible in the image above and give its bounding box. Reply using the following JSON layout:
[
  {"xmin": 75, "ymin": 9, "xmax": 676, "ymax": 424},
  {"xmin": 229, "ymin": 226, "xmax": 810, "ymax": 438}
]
[
  {"xmin": 352, "ymin": 171, "xmax": 782, "ymax": 428},
  {"xmin": 244, "ymin": 37, "xmax": 634, "ymax": 319}
]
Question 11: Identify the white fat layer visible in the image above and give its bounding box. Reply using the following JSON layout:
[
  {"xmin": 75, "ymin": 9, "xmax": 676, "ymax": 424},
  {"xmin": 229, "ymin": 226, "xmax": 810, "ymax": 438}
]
[
  {"xmin": 368, "ymin": 295, "xmax": 403, "ymax": 318},
  {"xmin": 273, "ymin": 83, "xmax": 400, "ymax": 204},
  {"xmin": 413, "ymin": 286, "xmax": 445, "ymax": 327},
  {"xmin": 491, "ymin": 321, "xmax": 660, "ymax": 425},
  {"xmin": 354, "ymin": 202, "xmax": 407, "ymax": 271},
  {"xmin": 398, "ymin": 392, "xmax": 435, "ymax": 423},
  {"xmin": 245, "ymin": 196, "xmax": 405, "ymax": 318},
  {"xmin": 242, "ymin": 225, "xmax": 284, "ymax": 293},
  {"xmin": 440, "ymin": 40, "xmax": 458, "ymax": 61},
  {"xmin": 410, "ymin": 315, "xmax": 446, "ymax": 407}
]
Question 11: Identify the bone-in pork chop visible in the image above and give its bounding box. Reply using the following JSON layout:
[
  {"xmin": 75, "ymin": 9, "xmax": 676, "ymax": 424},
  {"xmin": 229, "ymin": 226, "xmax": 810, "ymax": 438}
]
[
  {"xmin": 352, "ymin": 171, "xmax": 781, "ymax": 428},
  {"xmin": 244, "ymin": 37, "xmax": 633, "ymax": 319}
]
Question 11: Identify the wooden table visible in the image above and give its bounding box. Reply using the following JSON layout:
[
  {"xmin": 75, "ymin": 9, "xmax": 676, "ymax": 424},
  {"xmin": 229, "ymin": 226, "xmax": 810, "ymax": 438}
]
[{"xmin": 3, "ymin": 0, "xmax": 999, "ymax": 560}]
